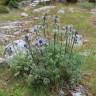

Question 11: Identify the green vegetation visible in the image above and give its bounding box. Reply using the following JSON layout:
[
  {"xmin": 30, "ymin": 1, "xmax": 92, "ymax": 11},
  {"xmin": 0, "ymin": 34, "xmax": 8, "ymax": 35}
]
[
  {"xmin": 0, "ymin": 0, "xmax": 22, "ymax": 8},
  {"xmin": 0, "ymin": 46, "xmax": 4, "ymax": 56},
  {"xmin": 79, "ymin": 1, "xmax": 96, "ymax": 9},
  {"xmin": 8, "ymin": 43, "xmax": 83, "ymax": 88},
  {"xmin": 6, "ymin": 0, "xmax": 19, "ymax": 8},
  {"xmin": 0, "ymin": 0, "xmax": 24, "ymax": 13},
  {"xmin": 0, "ymin": 5, "xmax": 9, "ymax": 13},
  {"xmin": 0, "ymin": 90, "xmax": 5, "ymax": 96},
  {"xmin": 8, "ymin": 16, "xmax": 84, "ymax": 92}
]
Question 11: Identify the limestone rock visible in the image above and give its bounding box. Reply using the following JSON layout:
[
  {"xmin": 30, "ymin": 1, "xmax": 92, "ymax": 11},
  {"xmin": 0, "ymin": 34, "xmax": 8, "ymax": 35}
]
[
  {"xmin": 4, "ymin": 40, "xmax": 27, "ymax": 58},
  {"xmin": 0, "ymin": 58, "xmax": 6, "ymax": 65}
]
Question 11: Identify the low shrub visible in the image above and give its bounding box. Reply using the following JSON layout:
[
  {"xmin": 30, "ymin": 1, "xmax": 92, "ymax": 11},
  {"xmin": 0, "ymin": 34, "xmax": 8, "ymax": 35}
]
[
  {"xmin": 0, "ymin": 0, "xmax": 24, "ymax": 9},
  {"xmin": 8, "ymin": 53, "xmax": 30, "ymax": 77},
  {"xmin": 6, "ymin": 0, "xmax": 19, "ymax": 9},
  {"xmin": 9, "ymin": 42, "xmax": 83, "ymax": 88},
  {"xmin": 0, "ymin": 5, "xmax": 9, "ymax": 13},
  {"xmin": 27, "ymin": 42, "xmax": 83, "ymax": 87},
  {"xmin": 8, "ymin": 15, "xmax": 84, "ymax": 90}
]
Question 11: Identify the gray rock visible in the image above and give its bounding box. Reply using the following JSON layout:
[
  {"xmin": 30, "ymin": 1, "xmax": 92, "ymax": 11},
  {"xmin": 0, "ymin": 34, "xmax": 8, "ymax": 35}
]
[
  {"xmin": 0, "ymin": 58, "xmax": 6, "ymax": 65},
  {"xmin": 4, "ymin": 40, "xmax": 27, "ymax": 58},
  {"xmin": 0, "ymin": 21, "xmax": 22, "ymax": 34},
  {"xmin": 59, "ymin": 89, "xmax": 65, "ymax": 96}
]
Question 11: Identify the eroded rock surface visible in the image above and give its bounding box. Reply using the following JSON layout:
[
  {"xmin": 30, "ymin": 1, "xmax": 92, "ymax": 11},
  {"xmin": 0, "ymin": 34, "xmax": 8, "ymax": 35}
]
[{"xmin": 33, "ymin": 6, "xmax": 56, "ymax": 13}]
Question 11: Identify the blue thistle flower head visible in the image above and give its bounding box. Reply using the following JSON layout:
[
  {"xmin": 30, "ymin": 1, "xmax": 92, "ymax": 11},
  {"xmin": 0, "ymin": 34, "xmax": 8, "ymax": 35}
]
[{"xmin": 32, "ymin": 37, "xmax": 48, "ymax": 46}]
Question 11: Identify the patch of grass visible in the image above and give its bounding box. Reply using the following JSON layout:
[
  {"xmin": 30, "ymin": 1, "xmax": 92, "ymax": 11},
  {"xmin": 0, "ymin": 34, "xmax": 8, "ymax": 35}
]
[
  {"xmin": 0, "ymin": 9, "xmax": 23, "ymax": 22},
  {"xmin": 0, "ymin": 9, "xmax": 34, "ymax": 22},
  {"xmin": 0, "ymin": 46, "xmax": 4, "ymax": 56},
  {"xmin": 81, "ymin": 56, "xmax": 96, "ymax": 96},
  {"xmin": 0, "ymin": 90, "xmax": 5, "ymax": 96},
  {"xmin": 0, "ymin": 5, "xmax": 9, "ymax": 14}
]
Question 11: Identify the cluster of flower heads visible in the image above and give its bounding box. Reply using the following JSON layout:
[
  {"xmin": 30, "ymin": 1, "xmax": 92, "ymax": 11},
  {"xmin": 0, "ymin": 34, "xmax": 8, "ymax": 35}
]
[
  {"xmin": 62, "ymin": 25, "xmax": 83, "ymax": 45},
  {"xmin": 63, "ymin": 25, "xmax": 74, "ymax": 32},
  {"xmin": 33, "ymin": 25, "xmax": 43, "ymax": 33},
  {"xmin": 32, "ymin": 37, "xmax": 48, "ymax": 46},
  {"xmin": 24, "ymin": 33, "xmax": 32, "ymax": 41}
]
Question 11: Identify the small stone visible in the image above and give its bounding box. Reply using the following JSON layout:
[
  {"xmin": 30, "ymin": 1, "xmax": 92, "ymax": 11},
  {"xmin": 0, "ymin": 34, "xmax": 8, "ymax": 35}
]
[
  {"xmin": 72, "ymin": 92, "xmax": 81, "ymax": 96},
  {"xmin": 57, "ymin": 8, "xmax": 65, "ymax": 14},
  {"xmin": 59, "ymin": 89, "xmax": 64, "ymax": 96},
  {"xmin": 13, "ymin": 31, "xmax": 21, "ymax": 36},
  {"xmin": 20, "ymin": 12, "xmax": 28, "ymax": 17}
]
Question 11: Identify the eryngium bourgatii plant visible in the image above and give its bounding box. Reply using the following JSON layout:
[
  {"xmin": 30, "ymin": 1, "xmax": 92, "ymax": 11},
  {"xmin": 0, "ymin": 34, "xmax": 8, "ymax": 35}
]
[{"xmin": 8, "ymin": 14, "xmax": 84, "ymax": 89}]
